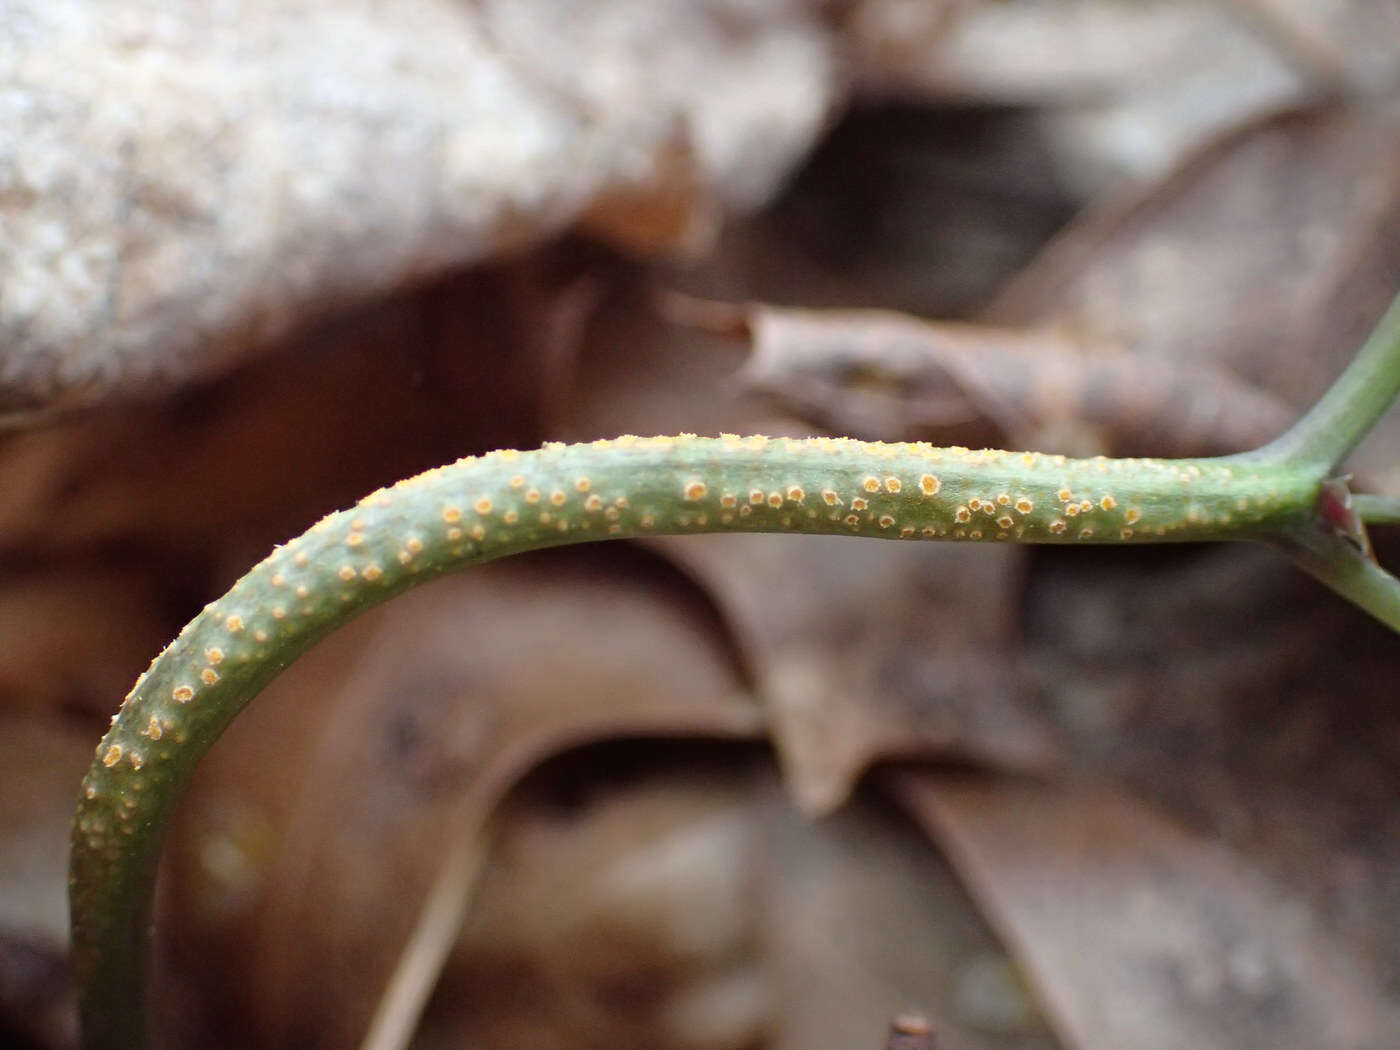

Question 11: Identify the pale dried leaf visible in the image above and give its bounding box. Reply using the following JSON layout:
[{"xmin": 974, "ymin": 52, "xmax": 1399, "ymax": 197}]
[
  {"xmin": 1022, "ymin": 539, "xmax": 1400, "ymax": 1001},
  {"xmin": 897, "ymin": 772, "xmax": 1400, "ymax": 1050},
  {"xmin": 0, "ymin": 0, "xmax": 837, "ymax": 416},
  {"xmin": 988, "ymin": 103, "xmax": 1400, "ymax": 489},
  {"xmin": 655, "ymin": 532, "xmax": 1057, "ymax": 815},
  {"xmin": 429, "ymin": 758, "xmax": 773, "ymax": 1050},
  {"xmin": 764, "ymin": 789, "xmax": 1057, "ymax": 1050},
  {"xmin": 725, "ymin": 301, "xmax": 1293, "ymax": 456},
  {"xmin": 850, "ymin": 0, "xmax": 1400, "ymax": 189},
  {"xmin": 986, "ymin": 105, "xmax": 1400, "ymax": 406},
  {"xmin": 423, "ymin": 764, "xmax": 1060, "ymax": 1050}
]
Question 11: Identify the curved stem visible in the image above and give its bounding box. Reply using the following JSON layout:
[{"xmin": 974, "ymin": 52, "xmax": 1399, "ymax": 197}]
[
  {"xmin": 1250, "ymin": 288, "xmax": 1400, "ymax": 471},
  {"xmin": 70, "ymin": 436, "xmax": 1320, "ymax": 1049}
]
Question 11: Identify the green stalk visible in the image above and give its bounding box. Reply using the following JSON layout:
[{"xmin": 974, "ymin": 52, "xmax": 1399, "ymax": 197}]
[
  {"xmin": 69, "ymin": 438, "xmax": 1315, "ymax": 1048},
  {"xmin": 1280, "ymin": 526, "xmax": 1400, "ymax": 633},
  {"xmin": 69, "ymin": 289, "xmax": 1400, "ymax": 1050},
  {"xmin": 1353, "ymin": 493, "xmax": 1400, "ymax": 525},
  {"xmin": 1249, "ymin": 288, "xmax": 1400, "ymax": 471}
]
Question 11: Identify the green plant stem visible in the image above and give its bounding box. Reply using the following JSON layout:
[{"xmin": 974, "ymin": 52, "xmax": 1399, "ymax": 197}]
[
  {"xmin": 1353, "ymin": 493, "xmax": 1400, "ymax": 525},
  {"xmin": 1280, "ymin": 527, "xmax": 1400, "ymax": 633},
  {"xmin": 1250, "ymin": 288, "xmax": 1400, "ymax": 471},
  {"xmin": 69, "ymin": 437, "xmax": 1317, "ymax": 1050}
]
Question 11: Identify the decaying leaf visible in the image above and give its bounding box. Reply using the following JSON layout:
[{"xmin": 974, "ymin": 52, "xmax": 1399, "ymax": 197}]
[
  {"xmin": 424, "ymin": 758, "xmax": 1059, "ymax": 1050},
  {"xmin": 895, "ymin": 772, "xmax": 1399, "ymax": 1050},
  {"xmin": 1021, "ymin": 535, "xmax": 1400, "ymax": 1000},
  {"xmin": 423, "ymin": 753, "xmax": 774, "ymax": 1050},
  {"xmin": 678, "ymin": 103, "xmax": 1400, "ymax": 474},
  {"xmin": 848, "ymin": 0, "xmax": 1400, "ymax": 188},
  {"xmin": 760, "ymin": 787, "xmax": 1057, "ymax": 1050},
  {"xmin": 986, "ymin": 104, "xmax": 1400, "ymax": 418},
  {"xmin": 652, "ymin": 532, "xmax": 1058, "ymax": 816},
  {"xmin": 988, "ymin": 101, "xmax": 1400, "ymax": 492},
  {"xmin": 678, "ymin": 296, "xmax": 1293, "ymax": 456}
]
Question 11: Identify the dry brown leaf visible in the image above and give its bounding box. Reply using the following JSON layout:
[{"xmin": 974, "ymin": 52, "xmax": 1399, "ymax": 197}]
[
  {"xmin": 673, "ymin": 104, "xmax": 1400, "ymax": 467},
  {"xmin": 985, "ymin": 100, "xmax": 1400, "ymax": 497},
  {"xmin": 652, "ymin": 532, "xmax": 1057, "ymax": 816},
  {"xmin": 707, "ymin": 299, "xmax": 1294, "ymax": 456},
  {"xmin": 850, "ymin": 1, "xmax": 1400, "ymax": 190},
  {"xmin": 986, "ymin": 104, "xmax": 1400, "ymax": 416},
  {"xmin": 895, "ymin": 772, "xmax": 1399, "ymax": 1050},
  {"xmin": 1021, "ymin": 536, "xmax": 1400, "ymax": 1001},
  {"xmin": 423, "ymin": 759, "xmax": 1059, "ymax": 1050},
  {"xmin": 761, "ymin": 788, "xmax": 1057, "ymax": 1050},
  {"xmin": 424, "ymin": 753, "xmax": 773, "ymax": 1050}
]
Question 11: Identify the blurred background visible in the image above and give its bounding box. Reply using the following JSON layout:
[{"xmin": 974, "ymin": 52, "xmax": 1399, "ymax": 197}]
[{"xmin": 2, "ymin": 2, "xmax": 1400, "ymax": 1048}]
